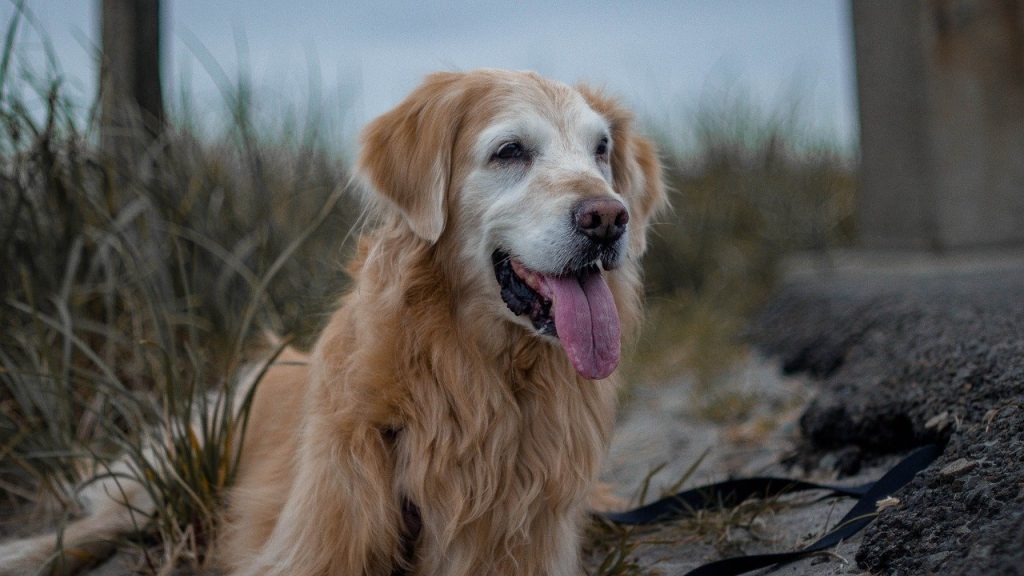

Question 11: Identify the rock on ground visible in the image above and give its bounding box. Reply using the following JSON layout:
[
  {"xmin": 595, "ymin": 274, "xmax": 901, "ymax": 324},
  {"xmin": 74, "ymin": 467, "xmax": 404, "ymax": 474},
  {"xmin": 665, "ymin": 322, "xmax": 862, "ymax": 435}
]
[{"xmin": 750, "ymin": 255, "xmax": 1024, "ymax": 575}]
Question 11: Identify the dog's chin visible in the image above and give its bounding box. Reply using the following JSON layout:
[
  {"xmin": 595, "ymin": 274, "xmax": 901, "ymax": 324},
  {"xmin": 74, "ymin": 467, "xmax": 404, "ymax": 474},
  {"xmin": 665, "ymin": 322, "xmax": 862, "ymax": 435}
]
[{"xmin": 491, "ymin": 249, "xmax": 622, "ymax": 380}]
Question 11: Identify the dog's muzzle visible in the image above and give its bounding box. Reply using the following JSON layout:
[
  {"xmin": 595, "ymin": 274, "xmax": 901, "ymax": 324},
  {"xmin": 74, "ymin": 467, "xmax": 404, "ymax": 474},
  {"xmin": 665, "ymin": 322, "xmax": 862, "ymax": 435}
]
[{"xmin": 491, "ymin": 201, "xmax": 628, "ymax": 380}]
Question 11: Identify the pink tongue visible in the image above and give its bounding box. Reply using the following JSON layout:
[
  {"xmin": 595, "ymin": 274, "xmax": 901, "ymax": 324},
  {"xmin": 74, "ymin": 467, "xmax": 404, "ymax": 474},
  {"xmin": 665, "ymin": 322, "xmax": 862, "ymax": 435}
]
[{"xmin": 545, "ymin": 272, "xmax": 621, "ymax": 380}]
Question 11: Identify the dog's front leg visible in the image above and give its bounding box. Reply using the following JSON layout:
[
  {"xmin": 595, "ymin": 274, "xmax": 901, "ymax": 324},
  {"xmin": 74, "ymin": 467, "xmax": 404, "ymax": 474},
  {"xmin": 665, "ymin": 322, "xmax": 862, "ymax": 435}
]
[{"xmin": 234, "ymin": 423, "xmax": 402, "ymax": 576}]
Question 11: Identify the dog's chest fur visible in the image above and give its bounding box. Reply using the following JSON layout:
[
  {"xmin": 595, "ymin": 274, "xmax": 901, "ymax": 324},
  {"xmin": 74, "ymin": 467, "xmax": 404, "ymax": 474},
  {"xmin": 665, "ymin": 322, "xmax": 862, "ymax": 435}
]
[
  {"xmin": 396, "ymin": 347, "xmax": 616, "ymax": 573},
  {"xmin": 329, "ymin": 236, "xmax": 620, "ymax": 574}
]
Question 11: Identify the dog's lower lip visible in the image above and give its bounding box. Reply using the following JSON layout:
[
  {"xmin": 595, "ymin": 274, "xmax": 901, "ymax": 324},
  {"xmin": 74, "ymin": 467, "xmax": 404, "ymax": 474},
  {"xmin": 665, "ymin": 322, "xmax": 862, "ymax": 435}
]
[{"xmin": 493, "ymin": 249, "xmax": 556, "ymax": 335}]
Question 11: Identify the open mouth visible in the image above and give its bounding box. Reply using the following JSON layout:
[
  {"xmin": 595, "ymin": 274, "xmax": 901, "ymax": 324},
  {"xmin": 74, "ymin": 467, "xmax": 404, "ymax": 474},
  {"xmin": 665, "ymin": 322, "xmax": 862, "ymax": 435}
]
[{"xmin": 492, "ymin": 249, "xmax": 621, "ymax": 380}]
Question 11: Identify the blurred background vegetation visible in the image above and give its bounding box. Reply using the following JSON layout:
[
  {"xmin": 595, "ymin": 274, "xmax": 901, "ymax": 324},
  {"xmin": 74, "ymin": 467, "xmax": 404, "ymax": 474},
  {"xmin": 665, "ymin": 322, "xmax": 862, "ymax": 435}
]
[{"xmin": 0, "ymin": 3, "xmax": 854, "ymax": 572}]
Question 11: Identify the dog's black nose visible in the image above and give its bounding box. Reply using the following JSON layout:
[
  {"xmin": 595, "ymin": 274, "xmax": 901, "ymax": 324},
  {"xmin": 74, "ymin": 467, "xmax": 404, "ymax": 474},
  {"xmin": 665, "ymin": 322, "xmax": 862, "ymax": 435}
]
[{"xmin": 573, "ymin": 198, "xmax": 628, "ymax": 243}]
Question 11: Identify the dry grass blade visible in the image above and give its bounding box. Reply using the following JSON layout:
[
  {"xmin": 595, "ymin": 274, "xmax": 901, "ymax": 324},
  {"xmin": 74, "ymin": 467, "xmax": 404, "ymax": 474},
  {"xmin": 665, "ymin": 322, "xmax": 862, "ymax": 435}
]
[{"xmin": 0, "ymin": 0, "xmax": 25, "ymax": 100}]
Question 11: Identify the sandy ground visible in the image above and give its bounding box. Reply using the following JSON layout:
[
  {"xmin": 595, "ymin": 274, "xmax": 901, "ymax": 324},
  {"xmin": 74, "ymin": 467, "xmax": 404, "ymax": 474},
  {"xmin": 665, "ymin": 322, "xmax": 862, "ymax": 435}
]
[{"xmin": 593, "ymin": 354, "xmax": 887, "ymax": 576}]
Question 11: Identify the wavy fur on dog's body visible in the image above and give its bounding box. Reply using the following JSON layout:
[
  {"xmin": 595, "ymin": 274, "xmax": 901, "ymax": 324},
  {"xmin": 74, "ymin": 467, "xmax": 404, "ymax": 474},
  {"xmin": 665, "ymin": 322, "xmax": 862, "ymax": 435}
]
[
  {"xmin": 221, "ymin": 232, "xmax": 627, "ymax": 575},
  {"xmin": 0, "ymin": 69, "xmax": 664, "ymax": 576}
]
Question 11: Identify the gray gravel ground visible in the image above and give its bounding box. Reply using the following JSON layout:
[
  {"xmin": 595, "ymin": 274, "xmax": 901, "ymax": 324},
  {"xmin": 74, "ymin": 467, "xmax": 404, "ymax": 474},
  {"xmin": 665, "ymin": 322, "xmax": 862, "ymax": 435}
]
[{"xmin": 750, "ymin": 252, "xmax": 1024, "ymax": 575}]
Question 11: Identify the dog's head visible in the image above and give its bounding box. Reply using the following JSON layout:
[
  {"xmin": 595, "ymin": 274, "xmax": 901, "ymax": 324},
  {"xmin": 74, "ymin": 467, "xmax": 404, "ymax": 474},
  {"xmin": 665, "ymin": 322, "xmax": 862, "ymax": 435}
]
[{"xmin": 358, "ymin": 70, "xmax": 665, "ymax": 380}]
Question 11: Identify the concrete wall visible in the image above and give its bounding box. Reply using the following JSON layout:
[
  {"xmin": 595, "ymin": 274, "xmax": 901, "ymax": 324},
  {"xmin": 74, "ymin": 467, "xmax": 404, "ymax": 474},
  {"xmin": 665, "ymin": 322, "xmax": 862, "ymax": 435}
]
[{"xmin": 853, "ymin": 0, "xmax": 1024, "ymax": 250}]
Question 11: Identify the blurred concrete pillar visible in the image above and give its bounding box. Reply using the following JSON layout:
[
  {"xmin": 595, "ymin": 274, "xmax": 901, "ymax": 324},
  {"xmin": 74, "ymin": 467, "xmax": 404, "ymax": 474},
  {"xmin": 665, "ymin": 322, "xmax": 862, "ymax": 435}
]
[
  {"xmin": 853, "ymin": 0, "xmax": 1024, "ymax": 250},
  {"xmin": 99, "ymin": 0, "xmax": 164, "ymax": 162}
]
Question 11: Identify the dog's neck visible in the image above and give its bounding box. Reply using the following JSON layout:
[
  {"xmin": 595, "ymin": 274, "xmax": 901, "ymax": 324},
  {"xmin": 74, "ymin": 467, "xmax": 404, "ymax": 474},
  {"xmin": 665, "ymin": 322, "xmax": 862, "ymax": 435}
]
[
  {"xmin": 339, "ymin": 223, "xmax": 642, "ymax": 384},
  {"xmin": 347, "ymin": 228, "xmax": 521, "ymax": 353}
]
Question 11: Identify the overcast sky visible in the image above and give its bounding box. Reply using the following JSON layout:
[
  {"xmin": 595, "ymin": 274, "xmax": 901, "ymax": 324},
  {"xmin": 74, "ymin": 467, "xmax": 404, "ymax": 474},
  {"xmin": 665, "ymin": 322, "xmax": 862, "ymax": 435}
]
[{"xmin": 7, "ymin": 1, "xmax": 856, "ymax": 151}]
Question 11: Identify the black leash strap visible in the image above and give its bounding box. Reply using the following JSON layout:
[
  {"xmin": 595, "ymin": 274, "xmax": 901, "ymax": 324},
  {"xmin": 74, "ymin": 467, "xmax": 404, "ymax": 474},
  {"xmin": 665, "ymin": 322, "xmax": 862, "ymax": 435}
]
[
  {"xmin": 601, "ymin": 444, "xmax": 942, "ymax": 576},
  {"xmin": 602, "ymin": 477, "xmax": 872, "ymax": 525}
]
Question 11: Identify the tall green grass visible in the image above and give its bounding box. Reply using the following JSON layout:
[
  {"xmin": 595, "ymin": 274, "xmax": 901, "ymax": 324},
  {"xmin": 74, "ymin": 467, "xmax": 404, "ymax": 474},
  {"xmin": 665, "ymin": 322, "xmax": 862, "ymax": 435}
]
[{"xmin": 0, "ymin": 9, "xmax": 855, "ymax": 573}]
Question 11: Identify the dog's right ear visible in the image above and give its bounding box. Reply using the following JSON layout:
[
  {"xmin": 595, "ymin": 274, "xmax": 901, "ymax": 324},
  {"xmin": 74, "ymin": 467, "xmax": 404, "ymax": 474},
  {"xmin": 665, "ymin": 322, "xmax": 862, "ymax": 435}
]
[{"xmin": 357, "ymin": 73, "xmax": 466, "ymax": 244}]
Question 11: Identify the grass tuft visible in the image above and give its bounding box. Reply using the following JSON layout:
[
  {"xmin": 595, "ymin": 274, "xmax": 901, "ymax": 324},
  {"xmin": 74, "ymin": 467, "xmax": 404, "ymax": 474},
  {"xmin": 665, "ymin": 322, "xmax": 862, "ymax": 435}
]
[
  {"xmin": 625, "ymin": 85, "xmax": 855, "ymax": 399},
  {"xmin": 0, "ymin": 13, "xmax": 360, "ymax": 570}
]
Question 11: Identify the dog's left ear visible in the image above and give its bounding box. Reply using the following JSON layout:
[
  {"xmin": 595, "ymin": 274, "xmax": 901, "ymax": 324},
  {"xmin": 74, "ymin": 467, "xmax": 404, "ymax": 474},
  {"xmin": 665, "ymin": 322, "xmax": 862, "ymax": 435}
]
[
  {"xmin": 577, "ymin": 86, "xmax": 667, "ymax": 256},
  {"xmin": 357, "ymin": 72, "xmax": 466, "ymax": 243}
]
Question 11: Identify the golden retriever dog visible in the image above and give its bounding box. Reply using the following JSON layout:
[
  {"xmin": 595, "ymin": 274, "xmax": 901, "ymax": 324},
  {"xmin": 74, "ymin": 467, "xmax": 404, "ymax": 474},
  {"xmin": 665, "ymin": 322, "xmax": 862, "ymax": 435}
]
[{"xmin": 0, "ymin": 69, "xmax": 665, "ymax": 576}]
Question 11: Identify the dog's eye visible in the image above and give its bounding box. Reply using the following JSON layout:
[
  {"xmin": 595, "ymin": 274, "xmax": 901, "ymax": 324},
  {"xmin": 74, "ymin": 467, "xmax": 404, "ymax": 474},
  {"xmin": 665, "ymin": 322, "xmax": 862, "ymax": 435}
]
[
  {"xmin": 595, "ymin": 137, "xmax": 609, "ymax": 158},
  {"xmin": 493, "ymin": 141, "xmax": 527, "ymax": 162}
]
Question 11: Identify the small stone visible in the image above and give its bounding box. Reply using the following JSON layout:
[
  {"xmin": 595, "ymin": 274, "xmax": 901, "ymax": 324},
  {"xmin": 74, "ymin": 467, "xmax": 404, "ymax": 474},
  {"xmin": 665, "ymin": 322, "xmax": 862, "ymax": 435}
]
[
  {"xmin": 820, "ymin": 453, "xmax": 838, "ymax": 470},
  {"xmin": 925, "ymin": 411, "xmax": 951, "ymax": 431},
  {"xmin": 876, "ymin": 496, "xmax": 901, "ymax": 510},
  {"xmin": 925, "ymin": 551, "xmax": 951, "ymax": 568},
  {"xmin": 939, "ymin": 458, "xmax": 978, "ymax": 477}
]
